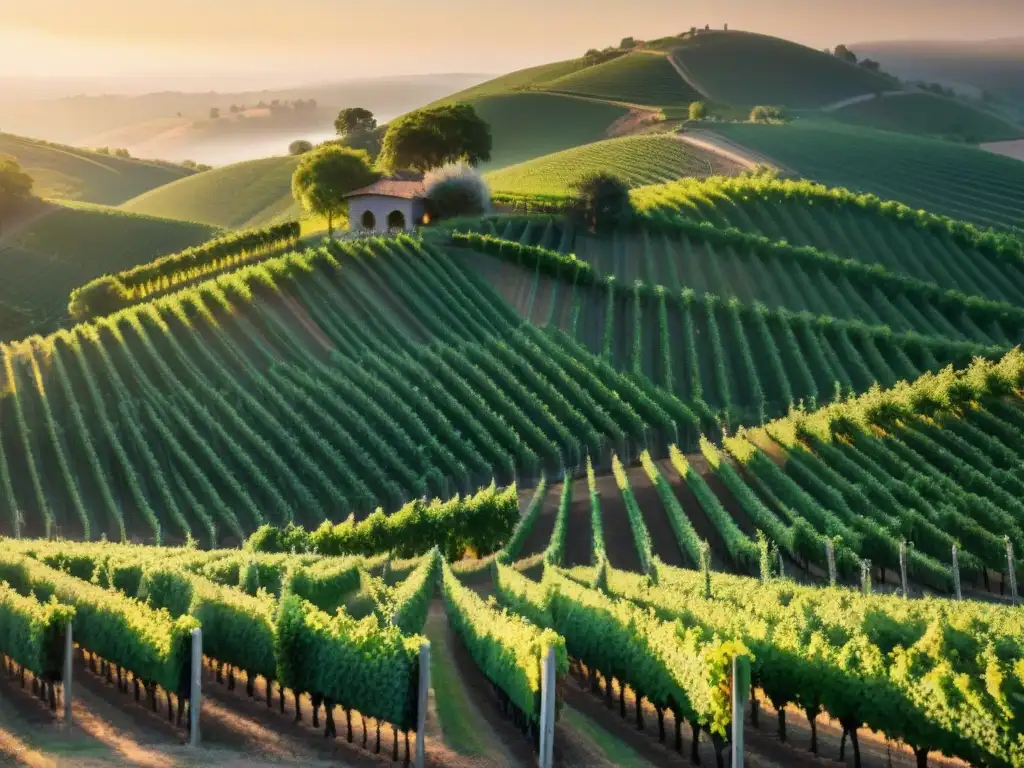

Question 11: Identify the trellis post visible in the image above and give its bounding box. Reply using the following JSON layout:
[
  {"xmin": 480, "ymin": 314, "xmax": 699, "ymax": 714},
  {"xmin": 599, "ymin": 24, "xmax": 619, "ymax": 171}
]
[
  {"xmin": 731, "ymin": 655, "xmax": 751, "ymax": 768},
  {"xmin": 415, "ymin": 641, "xmax": 430, "ymax": 768},
  {"xmin": 189, "ymin": 628, "xmax": 202, "ymax": 747},
  {"xmin": 63, "ymin": 620, "xmax": 73, "ymax": 726},
  {"xmin": 825, "ymin": 540, "xmax": 836, "ymax": 586},
  {"xmin": 1006, "ymin": 537, "xmax": 1019, "ymax": 607},
  {"xmin": 951, "ymin": 545, "xmax": 962, "ymax": 601},
  {"xmin": 538, "ymin": 645, "xmax": 556, "ymax": 768}
]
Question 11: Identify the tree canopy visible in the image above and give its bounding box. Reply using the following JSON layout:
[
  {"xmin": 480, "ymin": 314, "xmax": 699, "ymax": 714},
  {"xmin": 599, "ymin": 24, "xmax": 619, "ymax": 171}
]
[
  {"xmin": 291, "ymin": 146, "xmax": 378, "ymax": 237},
  {"xmin": 571, "ymin": 172, "xmax": 632, "ymax": 234},
  {"xmin": 335, "ymin": 108, "xmax": 377, "ymax": 137},
  {"xmin": 0, "ymin": 159, "xmax": 33, "ymax": 205},
  {"xmin": 377, "ymin": 103, "xmax": 492, "ymax": 174}
]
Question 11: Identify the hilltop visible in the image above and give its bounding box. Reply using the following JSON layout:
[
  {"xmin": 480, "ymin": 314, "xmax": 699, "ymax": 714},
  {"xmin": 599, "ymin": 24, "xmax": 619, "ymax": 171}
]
[
  {"xmin": 0, "ymin": 132, "xmax": 195, "ymax": 205},
  {"xmin": 119, "ymin": 155, "xmax": 302, "ymax": 229}
]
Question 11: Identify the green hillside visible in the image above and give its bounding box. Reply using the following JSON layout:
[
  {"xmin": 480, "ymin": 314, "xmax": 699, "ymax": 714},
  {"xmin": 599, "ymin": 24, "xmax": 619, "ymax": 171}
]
[
  {"xmin": 485, "ymin": 135, "xmax": 745, "ymax": 195},
  {"xmin": 831, "ymin": 92, "xmax": 1024, "ymax": 142},
  {"xmin": 120, "ymin": 155, "xmax": 302, "ymax": 229},
  {"xmin": 708, "ymin": 120, "xmax": 1024, "ymax": 230},
  {"xmin": 541, "ymin": 52, "xmax": 700, "ymax": 107},
  {"xmin": 466, "ymin": 93, "xmax": 628, "ymax": 170},
  {"xmin": 671, "ymin": 30, "xmax": 896, "ymax": 107},
  {"xmin": 430, "ymin": 58, "xmax": 589, "ymax": 104},
  {"xmin": 0, "ymin": 132, "xmax": 194, "ymax": 205},
  {"xmin": 0, "ymin": 201, "xmax": 218, "ymax": 340}
]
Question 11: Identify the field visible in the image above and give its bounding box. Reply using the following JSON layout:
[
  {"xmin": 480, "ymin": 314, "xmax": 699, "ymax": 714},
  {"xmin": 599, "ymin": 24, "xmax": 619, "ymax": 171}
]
[
  {"xmin": 464, "ymin": 93, "xmax": 629, "ymax": 170},
  {"xmin": 484, "ymin": 135, "xmax": 746, "ymax": 195},
  {"xmin": 669, "ymin": 30, "xmax": 897, "ymax": 108},
  {"xmin": 0, "ymin": 201, "xmax": 218, "ymax": 341},
  {"xmin": 429, "ymin": 58, "xmax": 590, "ymax": 104},
  {"xmin": 831, "ymin": 92, "xmax": 1024, "ymax": 142},
  {"xmin": 540, "ymin": 52, "xmax": 701, "ymax": 107},
  {"xmin": 0, "ymin": 132, "xmax": 195, "ymax": 206},
  {"xmin": 119, "ymin": 156, "xmax": 303, "ymax": 229},
  {"xmin": 708, "ymin": 121, "xmax": 1024, "ymax": 230}
]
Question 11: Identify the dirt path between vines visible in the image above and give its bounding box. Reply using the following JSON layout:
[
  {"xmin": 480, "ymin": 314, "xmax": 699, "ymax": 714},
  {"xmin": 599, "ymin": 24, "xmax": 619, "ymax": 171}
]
[{"xmin": 674, "ymin": 130, "xmax": 790, "ymax": 173}]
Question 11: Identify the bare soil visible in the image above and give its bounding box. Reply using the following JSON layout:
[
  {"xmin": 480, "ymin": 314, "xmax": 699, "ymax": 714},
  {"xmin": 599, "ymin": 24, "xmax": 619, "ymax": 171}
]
[
  {"xmin": 517, "ymin": 482, "xmax": 562, "ymax": 558},
  {"xmin": 563, "ymin": 478, "xmax": 594, "ymax": 567},
  {"xmin": 658, "ymin": 458, "xmax": 731, "ymax": 570},
  {"xmin": 627, "ymin": 466, "xmax": 686, "ymax": 567},
  {"xmin": 593, "ymin": 474, "xmax": 643, "ymax": 572},
  {"xmin": 606, "ymin": 108, "xmax": 663, "ymax": 139}
]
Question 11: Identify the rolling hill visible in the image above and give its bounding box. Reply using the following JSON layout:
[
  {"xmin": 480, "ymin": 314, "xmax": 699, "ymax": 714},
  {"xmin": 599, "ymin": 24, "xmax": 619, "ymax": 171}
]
[
  {"xmin": 707, "ymin": 120, "xmax": 1024, "ymax": 231},
  {"xmin": 831, "ymin": 91, "xmax": 1024, "ymax": 143},
  {"xmin": 0, "ymin": 132, "xmax": 195, "ymax": 205},
  {"xmin": 670, "ymin": 30, "xmax": 897, "ymax": 108},
  {"xmin": 0, "ymin": 200, "xmax": 218, "ymax": 340},
  {"xmin": 485, "ymin": 134, "xmax": 745, "ymax": 195},
  {"xmin": 120, "ymin": 155, "xmax": 302, "ymax": 229},
  {"xmin": 539, "ymin": 51, "xmax": 700, "ymax": 107}
]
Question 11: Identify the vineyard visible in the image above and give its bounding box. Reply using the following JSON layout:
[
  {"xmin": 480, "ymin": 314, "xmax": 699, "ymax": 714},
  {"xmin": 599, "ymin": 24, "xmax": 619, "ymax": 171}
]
[
  {"xmin": 539, "ymin": 51, "xmax": 702, "ymax": 107},
  {"xmin": 485, "ymin": 135, "xmax": 745, "ymax": 196},
  {"xmin": 707, "ymin": 121, "xmax": 1024, "ymax": 231}
]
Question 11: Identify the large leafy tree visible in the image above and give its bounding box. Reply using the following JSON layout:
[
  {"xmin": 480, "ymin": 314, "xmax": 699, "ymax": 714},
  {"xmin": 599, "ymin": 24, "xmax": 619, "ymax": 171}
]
[
  {"xmin": 334, "ymin": 107, "xmax": 377, "ymax": 137},
  {"xmin": 291, "ymin": 146, "xmax": 378, "ymax": 237},
  {"xmin": 377, "ymin": 103, "xmax": 492, "ymax": 173}
]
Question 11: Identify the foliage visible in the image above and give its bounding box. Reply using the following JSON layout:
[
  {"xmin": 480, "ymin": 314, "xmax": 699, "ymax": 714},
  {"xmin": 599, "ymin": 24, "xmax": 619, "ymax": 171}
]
[
  {"xmin": 688, "ymin": 101, "xmax": 707, "ymax": 120},
  {"xmin": 0, "ymin": 583, "xmax": 73, "ymax": 681},
  {"xmin": 570, "ymin": 172, "xmax": 633, "ymax": 233},
  {"xmin": 423, "ymin": 163, "xmax": 492, "ymax": 220},
  {"xmin": 749, "ymin": 105, "xmax": 786, "ymax": 122},
  {"xmin": 378, "ymin": 103, "xmax": 492, "ymax": 174},
  {"xmin": 0, "ymin": 158, "xmax": 33, "ymax": 203},
  {"xmin": 288, "ymin": 140, "xmax": 314, "ymax": 156},
  {"xmin": 498, "ymin": 475, "xmax": 548, "ymax": 564},
  {"xmin": 334, "ymin": 108, "xmax": 378, "ymax": 137},
  {"xmin": 291, "ymin": 145, "xmax": 378, "ymax": 236}
]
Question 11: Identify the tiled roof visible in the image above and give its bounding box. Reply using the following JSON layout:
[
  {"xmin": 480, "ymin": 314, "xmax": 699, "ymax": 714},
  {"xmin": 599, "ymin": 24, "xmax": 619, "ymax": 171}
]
[{"xmin": 345, "ymin": 176, "xmax": 425, "ymax": 200}]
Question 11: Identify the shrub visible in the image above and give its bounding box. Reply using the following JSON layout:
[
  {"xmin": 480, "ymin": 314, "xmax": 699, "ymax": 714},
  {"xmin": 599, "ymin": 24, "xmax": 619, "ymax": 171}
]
[
  {"xmin": 68, "ymin": 276, "xmax": 131, "ymax": 321},
  {"xmin": 423, "ymin": 163, "xmax": 491, "ymax": 221},
  {"xmin": 289, "ymin": 140, "xmax": 314, "ymax": 155},
  {"xmin": 689, "ymin": 101, "xmax": 708, "ymax": 120},
  {"xmin": 749, "ymin": 105, "xmax": 786, "ymax": 122},
  {"xmin": 570, "ymin": 172, "xmax": 633, "ymax": 233}
]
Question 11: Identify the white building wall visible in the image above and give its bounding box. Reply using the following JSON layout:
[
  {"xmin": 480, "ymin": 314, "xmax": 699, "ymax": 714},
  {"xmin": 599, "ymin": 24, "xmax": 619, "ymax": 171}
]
[{"xmin": 347, "ymin": 195, "xmax": 425, "ymax": 232}]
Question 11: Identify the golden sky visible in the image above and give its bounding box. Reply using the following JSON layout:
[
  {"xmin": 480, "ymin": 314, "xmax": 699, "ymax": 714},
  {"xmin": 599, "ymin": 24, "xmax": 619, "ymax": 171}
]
[{"xmin": 1, "ymin": 0, "xmax": 1020, "ymax": 79}]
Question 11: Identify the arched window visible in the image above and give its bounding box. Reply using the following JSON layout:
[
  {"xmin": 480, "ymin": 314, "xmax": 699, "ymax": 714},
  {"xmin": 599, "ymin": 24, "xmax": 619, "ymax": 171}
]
[
  {"xmin": 361, "ymin": 210, "xmax": 376, "ymax": 230},
  {"xmin": 387, "ymin": 210, "xmax": 406, "ymax": 231}
]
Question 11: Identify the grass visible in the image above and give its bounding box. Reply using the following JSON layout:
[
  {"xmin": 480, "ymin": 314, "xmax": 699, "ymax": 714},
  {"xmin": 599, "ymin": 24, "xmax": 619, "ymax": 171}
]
[
  {"xmin": 467, "ymin": 93, "xmax": 628, "ymax": 171},
  {"xmin": 709, "ymin": 120, "xmax": 1024, "ymax": 231},
  {"xmin": 485, "ymin": 135, "xmax": 744, "ymax": 195},
  {"xmin": 541, "ymin": 52, "xmax": 701, "ymax": 107},
  {"xmin": 831, "ymin": 92, "xmax": 1024, "ymax": 142},
  {"xmin": 671, "ymin": 30, "xmax": 896, "ymax": 108},
  {"xmin": 120, "ymin": 155, "xmax": 302, "ymax": 229},
  {"xmin": 430, "ymin": 58, "xmax": 589, "ymax": 105},
  {"xmin": 560, "ymin": 706, "xmax": 651, "ymax": 767},
  {"xmin": 423, "ymin": 613, "xmax": 490, "ymax": 757},
  {"xmin": 0, "ymin": 132, "xmax": 194, "ymax": 206},
  {"xmin": 0, "ymin": 201, "xmax": 219, "ymax": 341}
]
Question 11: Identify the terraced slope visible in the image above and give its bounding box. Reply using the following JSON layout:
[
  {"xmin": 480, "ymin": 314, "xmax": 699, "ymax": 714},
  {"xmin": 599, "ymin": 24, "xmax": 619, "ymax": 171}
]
[
  {"xmin": 0, "ymin": 201, "xmax": 218, "ymax": 341},
  {"xmin": 485, "ymin": 135, "xmax": 745, "ymax": 195},
  {"xmin": 670, "ymin": 30, "xmax": 896, "ymax": 108},
  {"xmin": 540, "ymin": 52, "xmax": 701, "ymax": 107},
  {"xmin": 120, "ymin": 156, "xmax": 302, "ymax": 229},
  {"xmin": 831, "ymin": 92, "xmax": 1024, "ymax": 142},
  {"xmin": 0, "ymin": 132, "xmax": 194, "ymax": 205},
  {"xmin": 0, "ymin": 236, "xmax": 691, "ymax": 545},
  {"xmin": 707, "ymin": 121, "xmax": 1024, "ymax": 231}
]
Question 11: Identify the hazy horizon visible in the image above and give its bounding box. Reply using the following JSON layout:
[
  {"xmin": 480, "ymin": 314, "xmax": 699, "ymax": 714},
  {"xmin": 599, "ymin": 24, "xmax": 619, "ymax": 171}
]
[{"xmin": 2, "ymin": 0, "xmax": 1022, "ymax": 95}]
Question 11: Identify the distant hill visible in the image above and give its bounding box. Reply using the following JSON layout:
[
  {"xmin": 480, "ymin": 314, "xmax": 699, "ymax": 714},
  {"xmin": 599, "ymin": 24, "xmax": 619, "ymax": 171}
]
[
  {"xmin": 120, "ymin": 156, "xmax": 302, "ymax": 229},
  {"xmin": 670, "ymin": 31, "xmax": 897, "ymax": 108},
  {"xmin": 540, "ymin": 52, "xmax": 701, "ymax": 107},
  {"xmin": 0, "ymin": 132, "xmax": 194, "ymax": 205},
  {"xmin": 853, "ymin": 38, "xmax": 1024, "ymax": 107},
  {"xmin": 0, "ymin": 200, "xmax": 217, "ymax": 341},
  {"xmin": 831, "ymin": 92, "xmax": 1024, "ymax": 143}
]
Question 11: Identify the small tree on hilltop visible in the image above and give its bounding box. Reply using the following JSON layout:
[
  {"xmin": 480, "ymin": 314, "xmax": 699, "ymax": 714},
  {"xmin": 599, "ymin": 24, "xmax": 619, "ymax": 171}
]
[
  {"xmin": 833, "ymin": 44, "xmax": 857, "ymax": 64},
  {"xmin": 571, "ymin": 172, "xmax": 633, "ymax": 234},
  {"xmin": 0, "ymin": 159, "xmax": 33, "ymax": 205},
  {"xmin": 291, "ymin": 146, "xmax": 379, "ymax": 238},
  {"xmin": 689, "ymin": 101, "xmax": 708, "ymax": 120},
  {"xmin": 289, "ymin": 139, "xmax": 314, "ymax": 156},
  {"xmin": 423, "ymin": 163, "xmax": 491, "ymax": 221},
  {"xmin": 620, "ymin": 36, "xmax": 636, "ymax": 49},
  {"xmin": 378, "ymin": 103, "xmax": 491, "ymax": 173},
  {"xmin": 335, "ymin": 107, "xmax": 377, "ymax": 138}
]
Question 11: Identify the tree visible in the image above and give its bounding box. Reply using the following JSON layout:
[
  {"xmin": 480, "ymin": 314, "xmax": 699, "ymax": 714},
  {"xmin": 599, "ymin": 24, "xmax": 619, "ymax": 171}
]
[
  {"xmin": 209, "ymin": 107, "xmax": 221, "ymax": 119},
  {"xmin": 291, "ymin": 146, "xmax": 378, "ymax": 238},
  {"xmin": 620, "ymin": 36, "xmax": 636, "ymax": 49},
  {"xmin": 114, "ymin": 148, "xmax": 131, "ymax": 158},
  {"xmin": 750, "ymin": 105, "xmax": 785, "ymax": 122},
  {"xmin": 859, "ymin": 58, "xmax": 881, "ymax": 72},
  {"xmin": 833, "ymin": 44, "xmax": 857, "ymax": 64},
  {"xmin": 289, "ymin": 139, "xmax": 314, "ymax": 155},
  {"xmin": 689, "ymin": 101, "xmax": 707, "ymax": 120},
  {"xmin": 378, "ymin": 103, "xmax": 492, "ymax": 173},
  {"xmin": 0, "ymin": 159, "xmax": 33, "ymax": 205},
  {"xmin": 335, "ymin": 108, "xmax": 377, "ymax": 138},
  {"xmin": 570, "ymin": 172, "xmax": 632, "ymax": 234}
]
